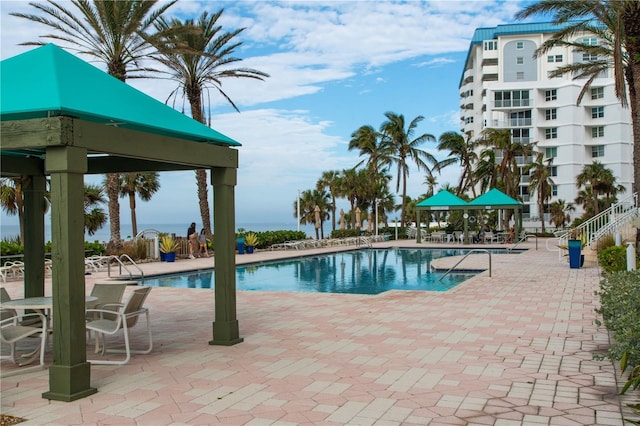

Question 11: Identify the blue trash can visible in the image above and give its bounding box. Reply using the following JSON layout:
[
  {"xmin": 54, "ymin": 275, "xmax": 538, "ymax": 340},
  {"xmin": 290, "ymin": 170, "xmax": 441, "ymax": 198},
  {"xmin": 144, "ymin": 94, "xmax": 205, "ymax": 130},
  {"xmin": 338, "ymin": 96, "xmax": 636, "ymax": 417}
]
[
  {"xmin": 568, "ymin": 239, "xmax": 582, "ymax": 268},
  {"xmin": 237, "ymin": 237, "xmax": 245, "ymax": 254}
]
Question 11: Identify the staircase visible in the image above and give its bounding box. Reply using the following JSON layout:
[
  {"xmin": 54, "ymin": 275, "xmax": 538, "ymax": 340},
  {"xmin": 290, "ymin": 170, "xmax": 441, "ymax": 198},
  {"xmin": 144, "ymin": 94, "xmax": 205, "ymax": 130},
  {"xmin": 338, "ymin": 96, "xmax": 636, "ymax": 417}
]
[{"xmin": 556, "ymin": 192, "xmax": 638, "ymax": 260}]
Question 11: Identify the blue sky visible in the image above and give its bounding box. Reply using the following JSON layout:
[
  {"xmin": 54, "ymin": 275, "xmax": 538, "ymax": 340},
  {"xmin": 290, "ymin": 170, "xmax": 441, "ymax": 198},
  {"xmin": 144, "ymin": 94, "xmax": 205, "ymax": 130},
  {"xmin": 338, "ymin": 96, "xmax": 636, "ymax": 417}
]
[{"xmin": 1, "ymin": 0, "xmax": 533, "ymax": 230}]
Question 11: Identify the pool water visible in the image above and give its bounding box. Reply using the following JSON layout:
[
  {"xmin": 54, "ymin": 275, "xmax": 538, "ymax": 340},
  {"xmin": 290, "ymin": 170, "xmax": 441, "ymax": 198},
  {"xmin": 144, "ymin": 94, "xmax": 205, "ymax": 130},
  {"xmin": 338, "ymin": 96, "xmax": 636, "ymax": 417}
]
[{"xmin": 139, "ymin": 248, "xmax": 511, "ymax": 294}]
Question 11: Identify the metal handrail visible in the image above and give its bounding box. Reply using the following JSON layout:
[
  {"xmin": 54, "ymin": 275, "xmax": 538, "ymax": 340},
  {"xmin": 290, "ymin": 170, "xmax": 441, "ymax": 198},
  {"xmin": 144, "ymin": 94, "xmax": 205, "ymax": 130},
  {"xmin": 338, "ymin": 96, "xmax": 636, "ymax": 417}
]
[
  {"xmin": 439, "ymin": 249, "xmax": 491, "ymax": 282},
  {"xmin": 106, "ymin": 255, "xmax": 144, "ymax": 279},
  {"xmin": 508, "ymin": 233, "xmax": 537, "ymax": 251}
]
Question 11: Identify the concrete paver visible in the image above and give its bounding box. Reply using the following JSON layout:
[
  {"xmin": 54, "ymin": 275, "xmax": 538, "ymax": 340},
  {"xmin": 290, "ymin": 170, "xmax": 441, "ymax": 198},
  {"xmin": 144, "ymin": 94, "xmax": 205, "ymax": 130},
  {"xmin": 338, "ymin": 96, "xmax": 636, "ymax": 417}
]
[{"xmin": 0, "ymin": 239, "xmax": 636, "ymax": 425}]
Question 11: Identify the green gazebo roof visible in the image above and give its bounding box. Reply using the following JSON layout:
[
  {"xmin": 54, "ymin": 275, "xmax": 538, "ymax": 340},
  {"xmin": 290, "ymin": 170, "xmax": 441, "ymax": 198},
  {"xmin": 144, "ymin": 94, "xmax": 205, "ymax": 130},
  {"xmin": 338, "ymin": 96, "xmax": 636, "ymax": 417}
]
[
  {"xmin": 468, "ymin": 188, "xmax": 522, "ymax": 207},
  {"xmin": 0, "ymin": 44, "xmax": 240, "ymax": 146},
  {"xmin": 416, "ymin": 190, "xmax": 469, "ymax": 209}
]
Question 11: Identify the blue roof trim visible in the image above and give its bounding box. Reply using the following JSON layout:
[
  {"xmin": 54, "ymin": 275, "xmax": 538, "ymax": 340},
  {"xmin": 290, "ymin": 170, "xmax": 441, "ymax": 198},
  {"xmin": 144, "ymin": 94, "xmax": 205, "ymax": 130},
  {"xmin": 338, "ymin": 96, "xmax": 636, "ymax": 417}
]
[{"xmin": 459, "ymin": 21, "xmax": 580, "ymax": 88}]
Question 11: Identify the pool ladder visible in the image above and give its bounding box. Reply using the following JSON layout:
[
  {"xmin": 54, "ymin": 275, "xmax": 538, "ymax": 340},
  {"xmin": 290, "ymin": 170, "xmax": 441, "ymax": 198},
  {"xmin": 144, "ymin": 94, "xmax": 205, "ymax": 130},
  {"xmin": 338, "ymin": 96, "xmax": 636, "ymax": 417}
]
[
  {"xmin": 438, "ymin": 249, "xmax": 491, "ymax": 282},
  {"xmin": 106, "ymin": 254, "xmax": 144, "ymax": 280}
]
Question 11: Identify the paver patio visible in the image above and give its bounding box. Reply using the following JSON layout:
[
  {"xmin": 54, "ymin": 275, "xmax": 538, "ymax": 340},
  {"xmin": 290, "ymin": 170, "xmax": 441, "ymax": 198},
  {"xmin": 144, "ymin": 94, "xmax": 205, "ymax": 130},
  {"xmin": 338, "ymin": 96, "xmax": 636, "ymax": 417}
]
[{"xmin": 1, "ymin": 239, "xmax": 636, "ymax": 425}]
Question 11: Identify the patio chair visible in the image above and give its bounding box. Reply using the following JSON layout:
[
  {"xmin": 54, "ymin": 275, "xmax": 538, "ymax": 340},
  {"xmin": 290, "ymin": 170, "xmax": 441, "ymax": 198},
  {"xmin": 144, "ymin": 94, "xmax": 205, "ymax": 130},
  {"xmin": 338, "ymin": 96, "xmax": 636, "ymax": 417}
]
[
  {"xmin": 85, "ymin": 286, "xmax": 152, "ymax": 365},
  {"xmin": 0, "ymin": 312, "xmax": 47, "ymax": 367},
  {"xmin": 1, "ymin": 287, "xmax": 17, "ymax": 321},
  {"xmin": 86, "ymin": 281, "xmax": 127, "ymax": 312}
]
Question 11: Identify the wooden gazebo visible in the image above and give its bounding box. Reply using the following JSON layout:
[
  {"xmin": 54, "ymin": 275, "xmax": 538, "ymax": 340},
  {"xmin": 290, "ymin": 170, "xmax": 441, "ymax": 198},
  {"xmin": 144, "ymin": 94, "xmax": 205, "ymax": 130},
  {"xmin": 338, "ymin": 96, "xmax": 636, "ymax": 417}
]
[{"xmin": 1, "ymin": 45, "xmax": 242, "ymax": 401}]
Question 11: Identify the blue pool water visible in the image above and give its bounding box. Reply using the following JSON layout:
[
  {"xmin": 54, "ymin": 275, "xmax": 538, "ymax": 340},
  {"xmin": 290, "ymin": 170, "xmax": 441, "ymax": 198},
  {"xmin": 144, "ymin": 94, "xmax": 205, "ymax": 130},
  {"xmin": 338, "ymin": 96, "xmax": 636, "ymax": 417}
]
[{"xmin": 139, "ymin": 248, "xmax": 516, "ymax": 295}]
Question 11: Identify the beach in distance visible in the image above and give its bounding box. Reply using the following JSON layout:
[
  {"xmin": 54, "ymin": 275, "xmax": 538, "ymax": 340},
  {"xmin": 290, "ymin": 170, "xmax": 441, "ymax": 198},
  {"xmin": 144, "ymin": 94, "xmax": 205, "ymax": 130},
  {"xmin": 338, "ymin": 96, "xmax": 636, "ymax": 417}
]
[{"xmin": 0, "ymin": 222, "xmax": 319, "ymax": 243}]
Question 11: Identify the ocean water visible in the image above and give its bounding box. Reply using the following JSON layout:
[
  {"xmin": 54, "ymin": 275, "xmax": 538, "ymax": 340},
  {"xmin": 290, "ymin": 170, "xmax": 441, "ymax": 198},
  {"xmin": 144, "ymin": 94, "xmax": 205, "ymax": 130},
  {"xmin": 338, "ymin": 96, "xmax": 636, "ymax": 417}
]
[{"xmin": 0, "ymin": 222, "xmax": 319, "ymax": 243}]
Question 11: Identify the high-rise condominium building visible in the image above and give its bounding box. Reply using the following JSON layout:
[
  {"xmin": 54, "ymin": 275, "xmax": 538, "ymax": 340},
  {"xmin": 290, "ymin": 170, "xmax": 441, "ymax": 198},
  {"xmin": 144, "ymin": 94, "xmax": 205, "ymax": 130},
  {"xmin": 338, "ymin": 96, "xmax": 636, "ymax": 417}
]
[{"xmin": 459, "ymin": 22, "xmax": 633, "ymax": 224}]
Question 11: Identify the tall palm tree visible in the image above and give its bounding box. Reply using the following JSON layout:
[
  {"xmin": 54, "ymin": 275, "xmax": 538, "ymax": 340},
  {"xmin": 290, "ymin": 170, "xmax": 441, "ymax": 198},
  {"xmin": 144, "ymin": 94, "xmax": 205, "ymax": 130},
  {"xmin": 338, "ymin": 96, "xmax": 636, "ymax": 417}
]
[
  {"xmin": 516, "ymin": 0, "xmax": 640, "ymax": 239},
  {"xmin": 316, "ymin": 170, "xmax": 341, "ymax": 231},
  {"xmin": 436, "ymin": 131, "xmax": 478, "ymax": 197},
  {"xmin": 524, "ymin": 153, "xmax": 555, "ymax": 233},
  {"xmin": 151, "ymin": 10, "xmax": 269, "ymax": 236},
  {"xmin": 12, "ymin": 0, "xmax": 177, "ymax": 247},
  {"xmin": 474, "ymin": 148, "xmax": 500, "ymax": 194},
  {"xmin": 117, "ymin": 172, "xmax": 160, "ymax": 237},
  {"xmin": 379, "ymin": 112, "xmax": 437, "ymax": 226},
  {"xmin": 84, "ymin": 183, "xmax": 107, "ymax": 236},
  {"xmin": 348, "ymin": 125, "xmax": 390, "ymax": 178}
]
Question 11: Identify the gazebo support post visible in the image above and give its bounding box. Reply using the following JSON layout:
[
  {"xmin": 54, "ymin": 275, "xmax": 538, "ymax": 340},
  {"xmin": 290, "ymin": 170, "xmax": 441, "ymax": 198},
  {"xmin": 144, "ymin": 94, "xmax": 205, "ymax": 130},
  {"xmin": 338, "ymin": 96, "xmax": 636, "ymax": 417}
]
[
  {"xmin": 43, "ymin": 146, "xmax": 96, "ymax": 401},
  {"xmin": 463, "ymin": 209, "xmax": 469, "ymax": 244},
  {"xmin": 210, "ymin": 167, "xmax": 243, "ymax": 346},
  {"xmin": 23, "ymin": 174, "xmax": 46, "ymax": 298},
  {"xmin": 416, "ymin": 210, "xmax": 421, "ymax": 243}
]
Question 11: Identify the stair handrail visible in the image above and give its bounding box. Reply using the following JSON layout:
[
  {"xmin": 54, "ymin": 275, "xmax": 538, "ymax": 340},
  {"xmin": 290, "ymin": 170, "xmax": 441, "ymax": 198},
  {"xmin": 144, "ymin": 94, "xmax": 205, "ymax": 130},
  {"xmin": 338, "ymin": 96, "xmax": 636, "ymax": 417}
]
[{"xmin": 556, "ymin": 192, "xmax": 637, "ymax": 259}]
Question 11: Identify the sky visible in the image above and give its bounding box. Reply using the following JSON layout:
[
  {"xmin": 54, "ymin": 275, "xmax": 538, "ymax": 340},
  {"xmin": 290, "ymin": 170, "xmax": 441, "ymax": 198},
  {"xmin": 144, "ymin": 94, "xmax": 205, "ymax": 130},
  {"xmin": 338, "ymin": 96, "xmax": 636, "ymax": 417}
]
[{"xmin": 0, "ymin": 0, "xmax": 534, "ymax": 230}]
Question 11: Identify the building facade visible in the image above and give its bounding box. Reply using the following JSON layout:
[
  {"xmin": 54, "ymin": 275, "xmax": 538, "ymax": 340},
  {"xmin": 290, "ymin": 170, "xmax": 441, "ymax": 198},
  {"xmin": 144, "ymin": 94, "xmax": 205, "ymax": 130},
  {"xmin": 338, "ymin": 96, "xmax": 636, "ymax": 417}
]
[{"xmin": 459, "ymin": 22, "xmax": 633, "ymax": 224}]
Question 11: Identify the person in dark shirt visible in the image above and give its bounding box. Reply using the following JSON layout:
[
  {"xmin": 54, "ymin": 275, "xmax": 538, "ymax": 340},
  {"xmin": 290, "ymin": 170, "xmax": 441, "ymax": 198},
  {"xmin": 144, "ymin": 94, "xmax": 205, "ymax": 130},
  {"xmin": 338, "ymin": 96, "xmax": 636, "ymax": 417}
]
[{"xmin": 187, "ymin": 222, "xmax": 197, "ymax": 259}]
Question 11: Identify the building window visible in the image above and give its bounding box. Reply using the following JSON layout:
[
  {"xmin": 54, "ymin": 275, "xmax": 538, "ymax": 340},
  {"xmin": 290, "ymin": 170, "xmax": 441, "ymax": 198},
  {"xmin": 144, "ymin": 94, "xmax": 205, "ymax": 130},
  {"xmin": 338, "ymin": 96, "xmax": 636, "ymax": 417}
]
[
  {"xmin": 545, "ymin": 147, "xmax": 557, "ymax": 158},
  {"xmin": 516, "ymin": 71, "xmax": 524, "ymax": 80},
  {"xmin": 591, "ymin": 87, "xmax": 604, "ymax": 99},
  {"xmin": 545, "ymin": 89, "xmax": 557, "ymax": 101},
  {"xmin": 591, "ymin": 106, "xmax": 604, "ymax": 118},
  {"xmin": 582, "ymin": 53, "xmax": 598, "ymax": 61},
  {"xmin": 545, "ymin": 128, "xmax": 558, "ymax": 139},
  {"xmin": 516, "ymin": 41, "xmax": 524, "ymax": 49},
  {"xmin": 545, "ymin": 108, "xmax": 557, "ymax": 120},
  {"xmin": 592, "ymin": 145, "xmax": 605, "ymax": 158},
  {"xmin": 511, "ymin": 128, "xmax": 530, "ymax": 143},
  {"xmin": 516, "ymin": 57, "xmax": 524, "ymax": 65},
  {"xmin": 550, "ymin": 166, "xmax": 558, "ymax": 177},
  {"xmin": 591, "ymin": 126, "xmax": 605, "ymax": 138},
  {"xmin": 547, "ymin": 55, "xmax": 563, "ymax": 63},
  {"xmin": 552, "ymin": 185, "xmax": 558, "ymax": 196},
  {"xmin": 484, "ymin": 40, "xmax": 497, "ymax": 50},
  {"xmin": 583, "ymin": 37, "xmax": 598, "ymax": 46},
  {"xmin": 510, "ymin": 110, "xmax": 531, "ymax": 126},
  {"xmin": 495, "ymin": 90, "xmax": 530, "ymax": 107}
]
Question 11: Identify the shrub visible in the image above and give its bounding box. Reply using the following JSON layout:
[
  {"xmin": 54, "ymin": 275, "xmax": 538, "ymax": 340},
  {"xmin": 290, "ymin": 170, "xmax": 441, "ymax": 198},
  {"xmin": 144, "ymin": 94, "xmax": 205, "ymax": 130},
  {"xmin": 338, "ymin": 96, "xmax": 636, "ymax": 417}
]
[
  {"xmin": 595, "ymin": 271, "xmax": 640, "ymax": 367},
  {"xmin": 331, "ymin": 229, "xmax": 361, "ymax": 239},
  {"xmin": 597, "ymin": 234, "xmax": 616, "ymax": 251},
  {"xmin": 598, "ymin": 246, "xmax": 627, "ymax": 274}
]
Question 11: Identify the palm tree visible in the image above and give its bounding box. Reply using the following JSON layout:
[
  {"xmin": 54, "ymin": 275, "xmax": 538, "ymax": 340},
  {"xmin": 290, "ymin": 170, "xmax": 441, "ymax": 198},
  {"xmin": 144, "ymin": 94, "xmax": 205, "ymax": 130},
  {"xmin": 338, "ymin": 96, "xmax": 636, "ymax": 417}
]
[
  {"xmin": 150, "ymin": 10, "xmax": 269, "ymax": 236},
  {"xmin": 576, "ymin": 161, "xmax": 612, "ymax": 215},
  {"xmin": 524, "ymin": 153, "xmax": 554, "ymax": 233},
  {"xmin": 84, "ymin": 183, "xmax": 107, "ymax": 236},
  {"xmin": 474, "ymin": 148, "xmax": 500, "ymax": 194},
  {"xmin": 12, "ymin": 0, "xmax": 177, "ymax": 247},
  {"xmin": 479, "ymin": 128, "xmax": 532, "ymax": 199},
  {"xmin": 117, "ymin": 172, "xmax": 160, "ymax": 237},
  {"xmin": 316, "ymin": 170, "xmax": 341, "ymax": 231},
  {"xmin": 349, "ymin": 125, "xmax": 390, "ymax": 177},
  {"xmin": 516, "ymin": 0, "xmax": 640, "ymax": 239},
  {"xmin": 295, "ymin": 189, "xmax": 330, "ymax": 239},
  {"xmin": 437, "ymin": 131, "xmax": 478, "ymax": 197},
  {"xmin": 379, "ymin": 112, "xmax": 437, "ymax": 226},
  {"xmin": 0, "ymin": 177, "xmax": 27, "ymax": 244},
  {"xmin": 549, "ymin": 199, "xmax": 575, "ymax": 228}
]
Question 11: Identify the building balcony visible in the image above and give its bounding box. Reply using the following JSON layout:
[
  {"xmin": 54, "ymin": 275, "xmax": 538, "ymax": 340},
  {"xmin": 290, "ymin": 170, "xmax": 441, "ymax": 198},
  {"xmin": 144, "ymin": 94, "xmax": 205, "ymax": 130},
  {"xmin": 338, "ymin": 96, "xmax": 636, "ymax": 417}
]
[
  {"xmin": 494, "ymin": 99, "xmax": 531, "ymax": 108},
  {"xmin": 491, "ymin": 118, "xmax": 532, "ymax": 128}
]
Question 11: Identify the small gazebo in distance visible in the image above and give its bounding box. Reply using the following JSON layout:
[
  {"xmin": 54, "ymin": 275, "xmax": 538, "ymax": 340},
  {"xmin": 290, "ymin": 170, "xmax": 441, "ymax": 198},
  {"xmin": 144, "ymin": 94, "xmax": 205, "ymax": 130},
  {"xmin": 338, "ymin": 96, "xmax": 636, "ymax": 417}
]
[
  {"xmin": 415, "ymin": 190, "xmax": 470, "ymax": 243},
  {"xmin": 467, "ymin": 188, "xmax": 523, "ymax": 239},
  {"xmin": 1, "ymin": 44, "xmax": 242, "ymax": 401}
]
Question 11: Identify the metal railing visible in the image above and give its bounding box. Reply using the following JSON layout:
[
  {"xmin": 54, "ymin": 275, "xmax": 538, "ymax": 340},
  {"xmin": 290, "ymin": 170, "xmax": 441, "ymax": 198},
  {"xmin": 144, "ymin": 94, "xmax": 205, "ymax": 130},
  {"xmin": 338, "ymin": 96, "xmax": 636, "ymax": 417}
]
[
  {"xmin": 107, "ymin": 254, "xmax": 144, "ymax": 280},
  {"xmin": 556, "ymin": 192, "xmax": 637, "ymax": 259},
  {"xmin": 508, "ymin": 233, "xmax": 537, "ymax": 252},
  {"xmin": 439, "ymin": 249, "xmax": 491, "ymax": 282}
]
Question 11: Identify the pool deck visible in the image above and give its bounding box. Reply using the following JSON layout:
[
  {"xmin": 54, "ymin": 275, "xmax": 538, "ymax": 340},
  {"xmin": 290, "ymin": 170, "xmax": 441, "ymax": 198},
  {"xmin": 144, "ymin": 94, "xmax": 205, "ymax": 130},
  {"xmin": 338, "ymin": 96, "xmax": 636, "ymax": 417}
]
[{"xmin": 1, "ymin": 238, "xmax": 638, "ymax": 425}]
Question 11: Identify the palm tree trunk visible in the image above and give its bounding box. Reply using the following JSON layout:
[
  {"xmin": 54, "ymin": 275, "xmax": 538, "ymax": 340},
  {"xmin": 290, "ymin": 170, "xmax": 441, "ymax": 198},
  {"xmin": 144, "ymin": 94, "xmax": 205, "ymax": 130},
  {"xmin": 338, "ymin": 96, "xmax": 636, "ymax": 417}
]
[
  {"xmin": 106, "ymin": 173, "xmax": 121, "ymax": 249},
  {"xmin": 129, "ymin": 192, "xmax": 137, "ymax": 237},
  {"xmin": 196, "ymin": 169, "xmax": 211, "ymax": 235},
  {"xmin": 401, "ymin": 170, "xmax": 407, "ymax": 226}
]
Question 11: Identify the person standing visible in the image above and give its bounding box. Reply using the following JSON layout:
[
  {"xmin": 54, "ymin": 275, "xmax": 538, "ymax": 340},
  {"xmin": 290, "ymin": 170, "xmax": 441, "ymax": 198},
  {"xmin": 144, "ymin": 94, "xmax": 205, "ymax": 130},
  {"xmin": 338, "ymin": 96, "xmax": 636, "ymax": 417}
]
[
  {"xmin": 187, "ymin": 222, "xmax": 197, "ymax": 259},
  {"xmin": 198, "ymin": 228, "xmax": 210, "ymax": 257}
]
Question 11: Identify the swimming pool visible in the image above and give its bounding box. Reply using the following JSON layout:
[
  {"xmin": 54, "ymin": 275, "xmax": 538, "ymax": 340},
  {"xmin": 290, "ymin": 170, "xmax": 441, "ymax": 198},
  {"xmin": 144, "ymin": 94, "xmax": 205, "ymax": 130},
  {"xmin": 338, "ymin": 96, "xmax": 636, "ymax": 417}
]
[{"xmin": 139, "ymin": 248, "xmax": 514, "ymax": 294}]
